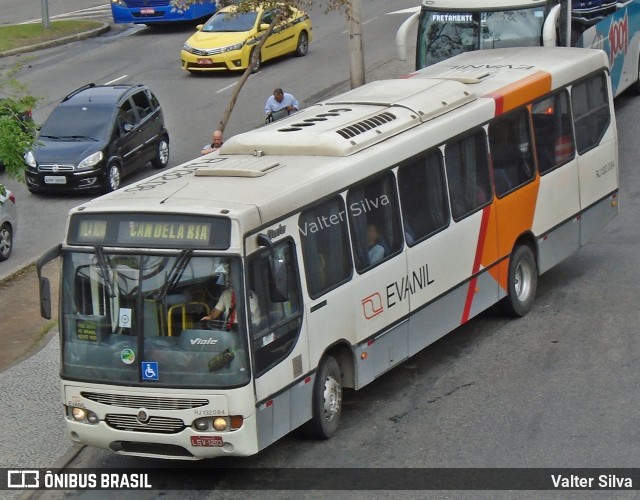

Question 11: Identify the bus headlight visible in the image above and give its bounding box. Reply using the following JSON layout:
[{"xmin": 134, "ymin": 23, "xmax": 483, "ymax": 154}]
[
  {"xmin": 195, "ymin": 419, "xmax": 208, "ymax": 431},
  {"xmin": 213, "ymin": 417, "xmax": 227, "ymax": 431},
  {"xmin": 72, "ymin": 407, "xmax": 87, "ymax": 421},
  {"xmin": 68, "ymin": 406, "xmax": 99, "ymax": 424}
]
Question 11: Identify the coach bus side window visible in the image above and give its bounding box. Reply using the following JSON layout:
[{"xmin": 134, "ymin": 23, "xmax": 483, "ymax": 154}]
[
  {"xmin": 347, "ymin": 172, "xmax": 403, "ymax": 272},
  {"xmin": 445, "ymin": 130, "xmax": 492, "ymax": 221},
  {"xmin": 488, "ymin": 108, "xmax": 535, "ymax": 197},
  {"xmin": 397, "ymin": 149, "xmax": 449, "ymax": 245},
  {"xmin": 299, "ymin": 196, "xmax": 353, "ymax": 298},
  {"xmin": 531, "ymin": 90, "xmax": 575, "ymax": 175},
  {"xmin": 248, "ymin": 241, "xmax": 302, "ymax": 375},
  {"xmin": 571, "ymin": 72, "xmax": 610, "ymax": 155}
]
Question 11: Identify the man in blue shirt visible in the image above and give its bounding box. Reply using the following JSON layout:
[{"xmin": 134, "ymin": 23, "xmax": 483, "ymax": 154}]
[{"xmin": 264, "ymin": 88, "xmax": 299, "ymax": 120}]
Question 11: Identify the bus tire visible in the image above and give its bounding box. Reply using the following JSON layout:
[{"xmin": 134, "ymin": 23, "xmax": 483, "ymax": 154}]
[
  {"xmin": 304, "ymin": 355, "xmax": 342, "ymax": 439},
  {"xmin": 498, "ymin": 244, "xmax": 537, "ymax": 317}
]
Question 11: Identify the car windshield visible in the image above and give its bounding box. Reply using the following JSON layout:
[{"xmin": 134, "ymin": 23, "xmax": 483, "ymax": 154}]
[
  {"xmin": 60, "ymin": 251, "xmax": 251, "ymax": 388},
  {"xmin": 202, "ymin": 11, "xmax": 258, "ymax": 32},
  {"xmin": 40, "ymin": 105, "xmax": 113, "ymax": 141},
  {"xmin": 417, "ymin": 7, "xmax": 545, "ymax": 68}
]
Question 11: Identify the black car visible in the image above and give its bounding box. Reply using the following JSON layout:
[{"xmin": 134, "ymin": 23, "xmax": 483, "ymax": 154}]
[{"xmin": 25, "ymin": 83, "xmax": 169, "ymax": 193}]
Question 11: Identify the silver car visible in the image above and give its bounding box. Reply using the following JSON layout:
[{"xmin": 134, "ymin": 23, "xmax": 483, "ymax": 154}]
[{"xmin": 0, "ymin": 186, "xmax": 17, "ymax": 261}]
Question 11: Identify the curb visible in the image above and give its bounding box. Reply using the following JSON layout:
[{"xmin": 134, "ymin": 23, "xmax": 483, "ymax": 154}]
[
  {"xmin": 0, "ymin": 258, "xmax": 37, "ymax": 286},
  {"xmin": 0, "ymin": 22, "xmax": 111, "ymax": 58}
]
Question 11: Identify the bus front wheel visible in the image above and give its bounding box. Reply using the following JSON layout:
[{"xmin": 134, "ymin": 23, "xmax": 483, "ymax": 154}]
[
  {"xmin": 304, "ymin": 355, "xmax": 342, "ymax": 439},
  {"xmin": 499, "ymin": 244, "xmax": 537, "ymax": 317}
]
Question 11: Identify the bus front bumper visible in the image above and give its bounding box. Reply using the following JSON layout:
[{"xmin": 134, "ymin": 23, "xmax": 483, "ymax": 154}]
[{"xmin": 64, "ymin": 415, "xmax": 258, "ymax": 459}]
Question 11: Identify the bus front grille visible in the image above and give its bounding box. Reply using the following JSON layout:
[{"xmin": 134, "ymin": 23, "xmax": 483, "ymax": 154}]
[
  {"xmin": 81, "ymin": 392, "xmax": 209, "ymax": 410},
  {"xmin": 105, "ymin": 414, "xmax": 185, "ymax": 434}
]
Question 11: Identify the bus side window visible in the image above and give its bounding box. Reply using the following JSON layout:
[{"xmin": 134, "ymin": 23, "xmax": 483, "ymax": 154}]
[
  {"xmin": 531, "ymin": 90, "xmax": 575, "ymax": 175},
  {"xmin": 488, "ymin": 107, "xmax": 535, "ymax": 197},
  {"xmin": 299, "ymin": 196, "xmax": 353, "ymax": 298},
  {"xmin": 248, "ymin": 241, "xmax": 302, "ymax": 375},
  {"xmin": 397, "ymin": 149, "xmax": 449, "ymax": 245},
  {"xmin": 445, "ymin": 130, "xmax": 492, "ymax": 221},
  {"xmin": 571, "ymin": 72, "xmax": 611, "ymax": 155},
  {"xmin": 347, "ymin": 172, "xmax": 403, "ymax": 272}
]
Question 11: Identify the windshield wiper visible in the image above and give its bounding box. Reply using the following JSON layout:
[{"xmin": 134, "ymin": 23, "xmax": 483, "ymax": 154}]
[
  {"xmin": 157, "ymin": 250, "xmax": 192, "ymax": 299},
  {"xmin": 59, "ymin": 135, "xmax": 98, "ymax": 141},
  {"xmin": 94, "ymin": 247, "xmax": 115, "ymax": 298},
  {"xmin": 40, "ymin": 134, "xmax": 60, "ymax": 139}
]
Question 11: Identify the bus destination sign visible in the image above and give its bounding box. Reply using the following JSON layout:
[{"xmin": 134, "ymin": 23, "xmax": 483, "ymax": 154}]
[
  {"xmin": 119, "ymin": 221, "xmax": 211, "ymax": 246},
  {"xmin": 68, "ymin": 213, "xmax": 231, "ymax": 249}
]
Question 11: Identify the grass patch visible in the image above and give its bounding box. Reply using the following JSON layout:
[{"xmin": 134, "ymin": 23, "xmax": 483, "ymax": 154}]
[{"xmin": 0, "ymin": 20, "xmax": 103, "ymax": 53}]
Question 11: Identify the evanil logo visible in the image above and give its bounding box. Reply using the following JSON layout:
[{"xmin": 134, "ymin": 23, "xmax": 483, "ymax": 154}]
[{"xmin": 190, "ymin": 338, "xmax": 218, "ymax": 345}]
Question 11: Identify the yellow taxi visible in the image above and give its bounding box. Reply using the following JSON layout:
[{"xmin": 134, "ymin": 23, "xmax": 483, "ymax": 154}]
[{"xmin": 181, "ymin": 4, "xmax": 312, "ymax": 73}]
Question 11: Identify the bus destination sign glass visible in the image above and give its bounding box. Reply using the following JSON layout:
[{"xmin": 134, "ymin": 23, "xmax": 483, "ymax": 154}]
[
  {"xmin": 118, "ymin": 221, "xmax": 212, "ymax": 246},
  {"xmin": 68, "ymin": 213, "xmax": 231, "ymax": 249}
]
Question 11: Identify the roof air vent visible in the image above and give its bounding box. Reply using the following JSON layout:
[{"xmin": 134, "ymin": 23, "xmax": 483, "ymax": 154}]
[{"xmin": 335, "ymin": 112, "xmax": 397, "ymax": 139}]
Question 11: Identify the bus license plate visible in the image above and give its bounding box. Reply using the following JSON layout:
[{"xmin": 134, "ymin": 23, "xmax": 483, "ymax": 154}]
[
  {"xmin": 190, "ymin": 435, "xmax": 223, "ymax": 447},
  {"xmin": 197, "ymin": 58, "xmax": 213, "ymax": 65},
  {"xmin": 44, "ymin": 176, "xmax": 66, "ymax": 185},
  {"xmin": 140, "ymin": 8, "xmax": 155, "ymax": 15}
]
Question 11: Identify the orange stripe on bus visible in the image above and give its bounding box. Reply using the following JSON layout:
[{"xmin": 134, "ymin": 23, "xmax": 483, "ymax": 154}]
[
  {"xmin": 486, "ymin": 71, "xmax": 552, "ymax": 116},
  {"xmin": 461, "ymin": 205, "xmax": 492, "ymax": 323}
]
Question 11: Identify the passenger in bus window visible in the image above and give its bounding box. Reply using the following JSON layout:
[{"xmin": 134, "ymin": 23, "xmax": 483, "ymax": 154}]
[{"xmin": 367, "ymin": 223, "xmax": 385, "ymax": 266}]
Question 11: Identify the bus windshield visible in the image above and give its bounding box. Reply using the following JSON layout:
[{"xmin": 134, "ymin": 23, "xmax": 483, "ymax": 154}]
[
  {"xmin": 417, "ymin": 7, "xmax": 546, "ymax": 68},
  {"xmin": 60, "ymin": 251, "xmax": 250, "ymax": 388}
]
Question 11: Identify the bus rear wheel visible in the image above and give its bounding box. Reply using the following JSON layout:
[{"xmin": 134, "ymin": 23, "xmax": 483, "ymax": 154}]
[
  {"xmin": 498, "ymin": 244, "xmax": 537, "ymax": 317},
  {"xmin": 304, "ymin": 355, "xmax": 342, "ymax": 439}
]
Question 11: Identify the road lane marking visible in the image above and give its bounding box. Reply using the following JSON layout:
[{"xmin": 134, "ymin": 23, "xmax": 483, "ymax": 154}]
[
  {"xmin": 104, "ymin": 75, "xmax": 128, "ymax": 85},
  {"xmin": 342, "ymin": 16, "xmax": 378, "ymax": 34},
  {"xmin": 215, "ymin": 82, "xmax": 238, "ymax": 94},
  {"xmin": 21, "ymin": 4, "xmax": 110, "ymax": 24}
]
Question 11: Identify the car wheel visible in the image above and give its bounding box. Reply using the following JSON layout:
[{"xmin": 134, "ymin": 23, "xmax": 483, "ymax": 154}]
[
  {"xmin": 0, "ymin": 223, "xmax": 13, "ymax": 262},
  {"xmin": 151, "ymin": 137, "xmax": 170, "ymax": 169},
  {"xmin": 250, "ymin": 48, "xmax": 261, "ymax": 73},
  {"xmin": 104, "ymin": 163, "xmax": 121, "ymax": 193},
  {"xmin": 295, "ymin": 31, "xmax": 309, "ymax": 57}
]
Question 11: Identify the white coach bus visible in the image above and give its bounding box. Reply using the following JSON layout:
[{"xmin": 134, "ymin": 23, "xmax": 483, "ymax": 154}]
[{"xmin": 38, "ymin": 47, "xmax": 618, "ymax": 459}]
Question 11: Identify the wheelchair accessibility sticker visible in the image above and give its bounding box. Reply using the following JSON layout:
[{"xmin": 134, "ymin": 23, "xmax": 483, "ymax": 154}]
[{"xmin": 142, "ymin": 361, "xmax": 159, "ymax": 381}]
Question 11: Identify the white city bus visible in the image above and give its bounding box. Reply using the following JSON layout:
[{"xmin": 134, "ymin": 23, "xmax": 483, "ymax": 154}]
[
  {"xmin": 396, "ymin": 0, "xmax": 640, "ymax": 97},
  {"xmin": 38, "ymin": 47, "xmax": 618, "ymax": 459}
]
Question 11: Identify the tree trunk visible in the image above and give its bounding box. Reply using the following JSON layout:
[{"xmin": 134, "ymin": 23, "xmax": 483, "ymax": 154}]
[
  {"xmin": 348, "ymin": 0, "xmax": 365, "ymax": 88},
  {"xmin": 217, "ymin": 18, "xmax": 278, "ymax": 134}
]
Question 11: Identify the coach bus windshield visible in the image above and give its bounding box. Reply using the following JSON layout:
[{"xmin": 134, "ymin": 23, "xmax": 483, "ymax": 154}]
[
  {"xmin": 416, "ymin": 7, "xmax": 545, "ymax": 68},
  {"xmin": 60, "ymin": 252, "xmax": 250, "ymax": 388}
]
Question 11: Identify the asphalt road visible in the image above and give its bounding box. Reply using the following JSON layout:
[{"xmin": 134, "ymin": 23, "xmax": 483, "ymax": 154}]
[
  {"xmin": 0, "ymin": 0, "xmax": 108, "ymax": 25},
  {"xmin": 0, "ymin": 0, "xmax": 419, "ymax": 280},
  {"xmin": 2, "ymin": 2, "xmax": 640, "ymax": 497}
]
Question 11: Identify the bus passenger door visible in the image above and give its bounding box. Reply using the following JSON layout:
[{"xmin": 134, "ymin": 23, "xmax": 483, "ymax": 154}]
[
  {"xmin": 571, "ymin": 72, "xmax": 619, "ymax": 245},
  {"xmin": 530, "ymin": 91, "xmax": 582, "ymax": 273},
  {"xmin": 247, "ymin": 232, "xmax": 309, "ymax": 450}
]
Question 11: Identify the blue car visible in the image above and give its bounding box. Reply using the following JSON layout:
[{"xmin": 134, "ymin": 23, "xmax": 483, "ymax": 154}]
[{"xmin": 111, "ymin": 0, "xmax": 217, "ymax": 25}]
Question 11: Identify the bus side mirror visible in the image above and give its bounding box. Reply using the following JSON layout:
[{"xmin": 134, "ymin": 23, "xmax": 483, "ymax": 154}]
[
  {"xmin": 259, "ymin": 23, "xmax": 270, "ymax": 31},
  {"xmin": 257, "ymin": 233, "xmax": 289, "ymax": 303},
  {"xmin": 37, "ymin": 244, "xmax": 61, "ymax": 320},
  {"xmin": 40, "ymin": 277, "xmax": 52, "ymax": 320},
  {"xmin": 196, "ymin": 24, "xmax": 204, "ymax": 30}
]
